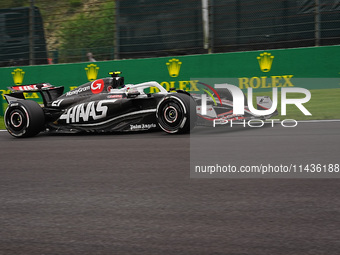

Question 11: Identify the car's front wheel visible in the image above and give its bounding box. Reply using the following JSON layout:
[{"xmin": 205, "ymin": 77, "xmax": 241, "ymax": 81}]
[
  {"xmin": 4, "ymin": 100, "xmax": 45, "ymax": 138},
  {"xmin": 156, "ymin": 93, "xmax": 197, "ymax": 134}
]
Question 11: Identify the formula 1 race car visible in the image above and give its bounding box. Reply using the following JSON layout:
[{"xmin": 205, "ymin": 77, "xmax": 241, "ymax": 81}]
[
  {"xmin": 3, "ymin": 72, "xmax": 277, "ymax": 138},
  {"xmin": 4, "ymin": 72, "xmax": 197, "ymax": 137},
  {"xmin": 192, "ymin": 82, "xmax": 278, "ymax": 127}
]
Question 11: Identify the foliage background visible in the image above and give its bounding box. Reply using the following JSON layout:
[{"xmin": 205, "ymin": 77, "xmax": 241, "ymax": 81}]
[{"xmin": 0, "ymin": 0, "xmax": 115, "ymax": 63}]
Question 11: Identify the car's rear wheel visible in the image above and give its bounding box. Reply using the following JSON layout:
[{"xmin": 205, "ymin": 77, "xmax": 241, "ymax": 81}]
[
  {"xmin": 156, "ymin": 93, "xmax": 197, "ymax": 134},
  {"xmin": 4, "ymin": 100, "xmax": 45, "ymax": 138}
]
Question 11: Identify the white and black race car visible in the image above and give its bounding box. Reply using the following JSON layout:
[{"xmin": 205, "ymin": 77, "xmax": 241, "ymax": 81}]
[
  {"xmin": 4, "ymin": 72, "xmax": 197, "ymax": 137},
  {"xmin": 3, "ymin": 71, "xmax": 277, "ymax": 138}
]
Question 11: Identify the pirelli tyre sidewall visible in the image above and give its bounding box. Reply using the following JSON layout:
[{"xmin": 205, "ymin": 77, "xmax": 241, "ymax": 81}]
[
  {"xmin": 156, "ymin": 93, "xmax": 197, "ymax": 134},
  {"xmin": 4, "ymin": 100, "xmax": 45, "ymax": 138}
]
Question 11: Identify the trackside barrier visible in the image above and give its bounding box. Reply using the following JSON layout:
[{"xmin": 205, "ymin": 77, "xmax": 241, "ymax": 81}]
[{"xmin": 1, "ymin": 45, "xmax": 340, "ymax": 116}]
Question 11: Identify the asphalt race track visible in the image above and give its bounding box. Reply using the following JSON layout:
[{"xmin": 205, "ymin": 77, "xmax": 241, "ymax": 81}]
[{"xmin": 0, "ymin": 122, "xmax": 340, "ymax": 255}]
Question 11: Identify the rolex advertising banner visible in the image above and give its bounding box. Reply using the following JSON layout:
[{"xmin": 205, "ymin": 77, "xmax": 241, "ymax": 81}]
[{"xmin": 1, "ymin": 45, "xmax": 339, "ymax": 115}]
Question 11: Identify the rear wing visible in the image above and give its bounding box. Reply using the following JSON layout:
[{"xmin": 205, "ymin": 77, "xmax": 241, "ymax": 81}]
[
  {"xmin": 4, "ymin": 83, "xmax": 64, "ymax": 107},
  {"xmin": 8, "ymin": 83, "xmax": 53, "ymax": 92}
]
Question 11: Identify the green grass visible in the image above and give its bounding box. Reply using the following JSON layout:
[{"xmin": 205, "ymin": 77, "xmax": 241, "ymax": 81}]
[
  {"xmin": 1, "ymin": 88, "xmax": 339, "ymax": 130},
  {"xmin": 0, "ymin": 116, "xmax": 4, "ymax": 130},
  {"xmin": 251, "ymin": 88, "xmax": 340, "ymax": 121}
]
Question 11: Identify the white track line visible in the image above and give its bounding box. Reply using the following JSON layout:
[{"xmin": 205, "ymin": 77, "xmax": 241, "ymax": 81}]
[
  {"xmin": 297, "ymin": 119, "xmax": 340, "ymax": 123},
  {"xmin": 264, "ymin": 119, "xmax": 340, "ymax": 124},
  {"xmin": 1, "ymin": 119, "xmax": 339, "ymax": 132}
]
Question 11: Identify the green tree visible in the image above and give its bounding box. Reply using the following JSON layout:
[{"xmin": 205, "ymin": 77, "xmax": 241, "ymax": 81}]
[
  {"xmin": 58, "ymin": 1, "xmax": 115, "ymax": 62},
  {"xmin": 0, "ymin": 0, "xmax": 26, "ymax": 9}
]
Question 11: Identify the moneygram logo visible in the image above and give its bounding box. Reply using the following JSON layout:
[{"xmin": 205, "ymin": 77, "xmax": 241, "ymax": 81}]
[{"xmin": 91, "ymin": 79, "xmax": 104, "ymax": 94}]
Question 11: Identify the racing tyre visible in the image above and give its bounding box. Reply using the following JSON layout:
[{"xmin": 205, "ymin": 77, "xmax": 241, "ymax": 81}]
[
  {"xmin": 156, "ymin": 93, "xmax": 197, "ymax": 134},
  {"xmin": 4, "ymin": 100, "xmax": 45, "ymax": 138}
]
